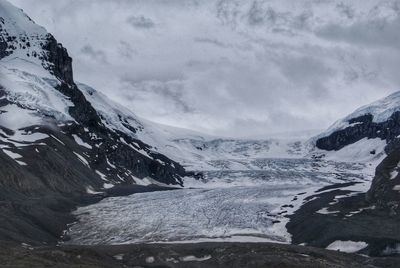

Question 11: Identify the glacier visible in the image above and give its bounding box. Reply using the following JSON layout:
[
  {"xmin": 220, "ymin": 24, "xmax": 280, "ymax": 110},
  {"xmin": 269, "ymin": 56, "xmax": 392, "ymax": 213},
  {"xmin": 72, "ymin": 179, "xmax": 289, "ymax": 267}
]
[{"xmin": 66, "ymin": 155, "xmax": 374, "ymax": 245}]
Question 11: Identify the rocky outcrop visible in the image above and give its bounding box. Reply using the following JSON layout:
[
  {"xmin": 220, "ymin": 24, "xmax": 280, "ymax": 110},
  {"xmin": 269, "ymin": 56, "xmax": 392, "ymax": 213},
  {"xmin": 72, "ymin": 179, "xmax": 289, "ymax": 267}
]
[
  {"xmin": 0, "ymin": 36, "xmax": 7, "ymax": 59},
  {"xmin": 42, "ymin": 34, "xmax": 74, "ymax": 85},
  {"xmin": 316, "ymin": 113, "xmax": 400, "ymax": 151},
  {"xmin": 367, "ymin": 142, "xmax": 400, "ymax": 216},
  {"xmin": 0, "ymin": 20, "xmax": 10, "ymax": 59}
]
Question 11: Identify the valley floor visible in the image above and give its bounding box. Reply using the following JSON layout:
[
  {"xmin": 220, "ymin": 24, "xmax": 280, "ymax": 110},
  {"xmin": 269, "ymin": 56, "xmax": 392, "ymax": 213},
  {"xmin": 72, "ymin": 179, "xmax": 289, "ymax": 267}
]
[{"xmin": 1, "ymin": 241, "xmax": 398, "ymax": 268}]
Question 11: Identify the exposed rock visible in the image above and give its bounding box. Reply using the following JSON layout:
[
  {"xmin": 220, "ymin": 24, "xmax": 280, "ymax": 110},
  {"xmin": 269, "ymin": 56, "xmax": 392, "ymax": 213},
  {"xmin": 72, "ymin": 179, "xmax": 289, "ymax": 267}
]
[
  {"xmin": 0, "ymin": 22, "xmax": 10, "ymax": 59},
  {"xmin": 316, "ymin": 113, "xmax": 400, "ymax": 151},
  {"xmin": 42, "ymin": 34, "xmax": 74, "ymax": 85},
  {"xmin": 287, "ymin": 185, "xmax": 400, "ymax": 257},
  {"xmin": 0, "ymin": 36, "xmax": 8, "ymax": 59},
  {"xmin": 367, "ymin": 142, "xmax": 400, "ymax": 216}
]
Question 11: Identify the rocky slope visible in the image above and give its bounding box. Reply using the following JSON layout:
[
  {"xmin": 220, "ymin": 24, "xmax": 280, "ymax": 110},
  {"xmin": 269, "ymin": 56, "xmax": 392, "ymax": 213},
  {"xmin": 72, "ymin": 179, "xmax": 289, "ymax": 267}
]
[
  {"xmin": 315, "ymin": 91, "xmax": 400, "ymax": 216},
  {"xmin": 2, "ymin": 241, "xmax": 398, "ymax": 268},
  {"xmin": 290, "ymin": 93, "xmax": 400, "ymax": 256},
  {"xmin": 0, "ymin": 0, "xmax": 189, "ymax": 244}
]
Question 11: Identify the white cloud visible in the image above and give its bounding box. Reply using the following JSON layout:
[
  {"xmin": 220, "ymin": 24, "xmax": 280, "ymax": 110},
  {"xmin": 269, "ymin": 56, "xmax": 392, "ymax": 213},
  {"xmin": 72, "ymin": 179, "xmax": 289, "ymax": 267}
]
[{"xmin": 8, "ymin": 0, "xmax": 400, "ymax": 137}]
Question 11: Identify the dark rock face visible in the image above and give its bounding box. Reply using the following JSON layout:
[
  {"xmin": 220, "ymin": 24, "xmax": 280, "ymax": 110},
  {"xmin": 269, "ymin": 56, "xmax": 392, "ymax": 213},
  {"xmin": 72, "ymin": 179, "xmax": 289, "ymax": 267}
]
[
  {"xmin": 367, "ymin": 142, "xmax": 400, "ymax": 216},
  {"xmin": 42, "ymin": 34, "xmax": 74, "ymax": 85},
  {"xmin": 0, "ymin": 126, "xmax": 103, "ymax": 244},
  {"xmin": 316, "ymin": 113, "xmax": 400, "ymax": 151},
  {"xmin": 287, "ymin": 186, "xmax": 400, "ymax": 257},
  {"xmin": 0, "ymin": 20, "xmax": 10, "ymax": 59},
  {"xmin": 0, "ymin": 36, "xmax": 7, "ymax": 59},
  {"xmin": 56, "ymin": 82, "xmax": 103, "ymax": 127}
]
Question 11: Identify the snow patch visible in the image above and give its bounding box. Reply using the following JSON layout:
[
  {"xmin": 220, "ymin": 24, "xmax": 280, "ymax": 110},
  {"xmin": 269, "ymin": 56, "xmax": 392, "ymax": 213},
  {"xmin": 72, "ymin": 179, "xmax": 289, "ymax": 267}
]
[
  {"xmin": 95, "ymin": 170, "xmax": 108, "ymax": 181},
  {"xmin": 73, "ymin": 152, "xmax": 90, "ymax": 167},
  {"xmin": 145, "ymin": 256, "xmax": 155, "ymax": 264},
  {"xmin": 180, "ymin": 255, "xmax": 211, "ymax": 262},
  {"xmin": 393, "ymin": 185, "xmax": 400, "ymax": 191},
  {"xmin": 326, "ymin": 240, "xmax": 368, "ymax": 253},
  {"xmin": 103, "ymin": 183, "xmax": 114, "ymax": 189},
  {"xmin": 86, "ymin": 187, "xmax": 104, "ymax": 195},
  {"xmin": 113, "ymin": 254, "xmax": 124, "ymax": 261},
  {"xmin": 72, "ymin": 134, "xmax": 92, "ymax": 149},
  {"xmin": 50, "ymin": 135, "xmax": 65, "ymax": 145},
  {"xmin": 382, "ymin": 244, "xmax": 400, "ymax": 255},
  {"xmin": 319, "ymin": 138, "xmax": 386, "ymax": 163},
  {"xmin": 2, "ymin": 148, "xmax": 26, "ymax": 165}
]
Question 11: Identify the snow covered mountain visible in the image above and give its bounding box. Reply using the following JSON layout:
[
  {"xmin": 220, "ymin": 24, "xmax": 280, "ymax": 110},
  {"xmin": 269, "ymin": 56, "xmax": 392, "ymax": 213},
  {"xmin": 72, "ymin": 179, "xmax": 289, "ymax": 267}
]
[
  {"xmin": 315, "ymin": 91, "xmax": 400, "ymax": 152},
  {"xmin": 1, "ymin": 0, "xmax": 399, "ymax": 259},
  {"xmin": 314, "ymin": 90, "xmax": 400, "ymax": 215},
  {"xmin": 290, "ymin": 91, "xmax": 400, "ymax": 255},
  {"xmin": 0, "ymin": 0, "xmax": 195, "ymax": 243},
  {"xmin": 0, "ymin": 0, "xmax": 190, "ymax": 186}
]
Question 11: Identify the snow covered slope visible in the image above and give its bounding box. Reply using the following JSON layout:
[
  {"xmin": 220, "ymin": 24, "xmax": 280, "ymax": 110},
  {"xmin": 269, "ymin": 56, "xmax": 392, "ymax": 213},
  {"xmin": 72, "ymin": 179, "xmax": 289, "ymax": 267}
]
[
  {"xmin": 313, "ymin": 90, "xmax": 400, "ymax": 163},
  {"xmin": 317, "ymin": 91, "xmax": 400, "ymax": 139},
  {"xmin": 0, "ymin": 0, "xmax": 189, "ymax": 189},
  {"xmin": 79, "ymin": 82, "xmax": 310, "ymax": 172},
  {"xmin": 0, "ymin": 0, "xmax": 47, "ymax": 60}
]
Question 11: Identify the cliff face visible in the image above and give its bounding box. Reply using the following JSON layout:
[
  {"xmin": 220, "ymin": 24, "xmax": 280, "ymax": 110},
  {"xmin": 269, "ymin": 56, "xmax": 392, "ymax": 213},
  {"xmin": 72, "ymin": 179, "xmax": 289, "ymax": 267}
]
[
  {"xmin": 316, "ymin": 113, "xmax": 400, "ymax": 151},
  {"xmin": 42, "ymin": 34, "xmax": 74, "ymax": 85},
  {"xmin": 367, "ymin": 141, "xmax": 400, "ymax": 216},
  {"xmin": 0, "ymin": 19, "xmax": 10, "ymax": 59},
  {"xmin": 0, "ymin": 36, "xmax": 8, "ymax": 59}
]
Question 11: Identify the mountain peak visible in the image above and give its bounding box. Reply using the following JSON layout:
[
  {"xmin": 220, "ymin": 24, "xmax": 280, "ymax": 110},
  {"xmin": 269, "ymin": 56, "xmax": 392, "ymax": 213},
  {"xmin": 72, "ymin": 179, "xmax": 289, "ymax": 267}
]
[
  {"xmin": 0, "ymin": 0, "xmax": 46, "ymax": 59},
  {"xmin": 0, "ymin": 0, "xmax": 73, "ymax": 84},
  {"xmin": 0, "ymin": 0, "xmax": 46, "ymax": 36}
]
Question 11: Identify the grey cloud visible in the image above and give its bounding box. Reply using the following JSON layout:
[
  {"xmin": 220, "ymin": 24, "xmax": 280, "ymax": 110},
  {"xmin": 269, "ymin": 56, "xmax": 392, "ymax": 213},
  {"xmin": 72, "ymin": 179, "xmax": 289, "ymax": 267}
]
[
  {"xmin": 118, "ymin": 41, "xmax": 137, "ymax": 60},
  {"xmin": 336, "ymin": 3, "xmax": 355, "ymax": 19},
  {"xmin": 276, "ymin": 56, "xmax": 334, "ymax": 87},
  {"xmin": 127, "ymin": 15, "xmax": 155, "ymax": 29},
  {"xmin": 120, "ymin": 78, "xmax": 194, "ymax": 114},
  {"xmin": 318, "ymin": 17, "xmax": 400, "ymax": 50},
  {"xmin": 8, "ymin": 0, "xmax": 400, "ymax": 137},
  {"xmin": 80, "ymin": 45, "xmax": 108, "ymax": 63},
  {"xmin": 292, "ymin": 11, "xmax": 313, "ymax": 30},
  {"xmin": 248, "ymin": 1, "xmax": 271, "ymax": 25},
  {"xmin": 247, "ymin": 1, "xmax": 288, "ymax": 27},
  {"xmin": 193, "ymin": 37, "xmax": 231, "ymax": 48}
]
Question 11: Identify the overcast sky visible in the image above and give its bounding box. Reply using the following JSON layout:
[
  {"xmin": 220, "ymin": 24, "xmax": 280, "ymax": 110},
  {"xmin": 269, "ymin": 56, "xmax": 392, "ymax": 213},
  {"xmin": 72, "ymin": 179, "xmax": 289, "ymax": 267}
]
[{"xmin": 8, "ymin": 0, "xmax": 400, "ymax": 137}]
